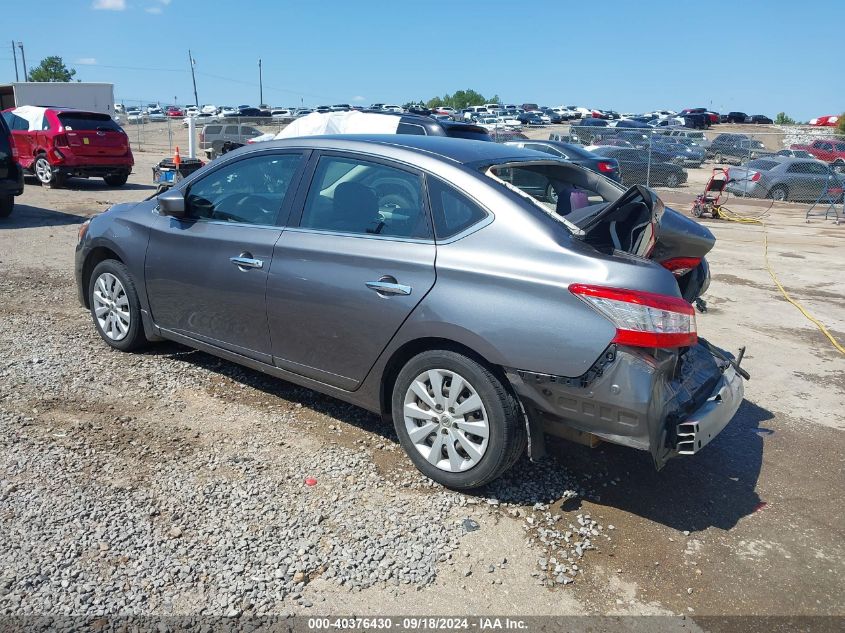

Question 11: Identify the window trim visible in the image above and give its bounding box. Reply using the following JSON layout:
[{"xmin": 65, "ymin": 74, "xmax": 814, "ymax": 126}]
[
  {"xmin": 286, "ymin": 149, "xmax": 435, "ymax": 243},
  {"xmin": 177, "ymin": 149, "xmax": 309, "ymax": 228}
]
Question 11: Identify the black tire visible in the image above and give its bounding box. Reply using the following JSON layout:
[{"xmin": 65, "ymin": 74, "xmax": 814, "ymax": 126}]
[
  {"xmin": 103, "ymin": 173, "xmax": 129, "ymax": 187},
  {"xmin": 545, "ymin": 183, "xmax": 558, "ymax": 204},
  {"xmin": 391, "ymin": 350, "xmax": 526, "ymax": 490},
  {"xmin": 714, "ymin": 152, "xmax": 723, "ymax": 163},
  {"xmin": 87, "ymin": 259, "xmax": 148, "ymax": 352},
  {"xmin": 769, "ymin": 185, "xmax": 788, "ymax": 202},
  {"xmin": 665, "ymin": 173, "xmax": 680, "ymax": 188},
  {"xmin": 0, "ymin": 194, "xmax": 12, "ymax": 218}
]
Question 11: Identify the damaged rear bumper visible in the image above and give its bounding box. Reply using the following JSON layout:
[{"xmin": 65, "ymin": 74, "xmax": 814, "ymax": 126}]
[{"xmin": 506, "ymin": 340, "xmax": 745, "ymax": 469}]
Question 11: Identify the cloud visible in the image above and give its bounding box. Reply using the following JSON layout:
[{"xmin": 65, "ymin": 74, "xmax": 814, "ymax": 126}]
[
  {"xmin": 146, "ymin": 0, "xmax": 171, "ymax": 14},
  {"xmin": 92, "ymin": 0, "xmax": 126, "ymax": 10},
  {"xmin": 145, "ymin": 6, "xmax": 162, "ymax": 13},
  {"xmin": 352, "ymin": 95, "xmax": 366, "ymax": 102},
  {"xmin": 75, "ymin": 58, "xmax": 98, "ymax": 65}
]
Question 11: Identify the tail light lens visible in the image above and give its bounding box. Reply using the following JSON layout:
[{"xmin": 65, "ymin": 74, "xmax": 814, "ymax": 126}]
[
  {"xmin": 54, "ymin": 134, "xmax": 69, "ymax": 148},
  {"xmin": 10, "ymin": 145, "xmax": 18, "ymax": 159},
  {"xmin": 597, "ymin": 161, "xmax": 615, "ymax": 173},
  {"xmin": 569, "ymin": 284, "xmax": 697, "ymax": 349},
  {"xmin": 750, "ymin": 171, "xmax": 761, "ymax": 182},
  {"xmin": 661, "ymin": 257, "xmax": 702, "ymax": 276}
]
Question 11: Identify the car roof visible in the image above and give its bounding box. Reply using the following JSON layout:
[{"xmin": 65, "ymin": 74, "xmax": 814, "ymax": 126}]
[{"xmin": 247, "ymin": 134, "xmax": 544, "ymax": 166}]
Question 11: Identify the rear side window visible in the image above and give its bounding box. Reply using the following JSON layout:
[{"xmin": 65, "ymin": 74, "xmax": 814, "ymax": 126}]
[
  {"xmin": 205, "ymin": 125, "xmax": 222, "ymax": 135},
  {"xmin": 747, "ymin": 159, "xmax": 777, "ymax": 171},
  {"xmin": 58, "ymin": 113, "xmax": 121, "ymax": 132},
  {"xmin": 223, "ymin": 125, "xmax": 239, "ymax": 135},
  {"xmin": 427, "ymin": 177, "xmax": 488, "ymax": 239},
  {"xmin": 3, "ymin": 112, "xmax": 29, "ymax": 131}
]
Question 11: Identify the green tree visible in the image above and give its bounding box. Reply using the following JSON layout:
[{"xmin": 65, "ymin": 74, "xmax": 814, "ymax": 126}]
[
  {"xmin": 423, "ymin": 90, "xmax": 500, "ymax": 111},
  {"xmin": 28, "ymin": 56, "xmax": 77, "ymax": 82},
  {"xmin": 838, "ymin": 113, "xmax": 845, "ymax": 136},
  {"xmin": 774, "ymin": 112, "xmax": 795, "ymax": 125}
]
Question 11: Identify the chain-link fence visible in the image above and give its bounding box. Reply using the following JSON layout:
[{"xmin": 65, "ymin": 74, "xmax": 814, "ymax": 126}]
[{"xmin": 508, "ymin": 122, "xmax": 845, "ymax": 204}]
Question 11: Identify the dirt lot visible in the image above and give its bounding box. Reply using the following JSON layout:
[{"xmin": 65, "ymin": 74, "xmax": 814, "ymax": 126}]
[{"xmin": 1, "ymin": 134, "xmax": 844, "ymax": 623}]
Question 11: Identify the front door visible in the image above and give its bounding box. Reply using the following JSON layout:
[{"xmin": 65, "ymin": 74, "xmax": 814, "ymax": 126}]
[
  {"xmin": 145, "ymin": 151, "xmax": 306, "ymax": 362},
  {"xmin": 267, "ymin": 152, "xmax": 436, "ymax": 390}
]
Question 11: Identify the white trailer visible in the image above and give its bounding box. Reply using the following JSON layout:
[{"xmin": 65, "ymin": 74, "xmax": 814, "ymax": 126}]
[{"xmin": 0, "ymin": 82, "xmax": 115, "ymax": 116}]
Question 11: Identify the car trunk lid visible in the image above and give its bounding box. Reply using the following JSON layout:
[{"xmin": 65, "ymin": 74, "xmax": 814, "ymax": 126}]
[{"xmin": 58, "ymin": 113, "xmax": 129, "ymax": 158}]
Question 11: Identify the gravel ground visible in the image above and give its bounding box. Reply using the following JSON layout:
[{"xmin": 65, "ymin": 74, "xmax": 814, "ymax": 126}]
[{"xmin": 1, "ymin": 152, "xmax": 844, "ymax": 620}]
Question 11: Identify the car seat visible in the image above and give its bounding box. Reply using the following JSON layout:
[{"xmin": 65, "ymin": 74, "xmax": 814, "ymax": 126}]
[{"xmin": 332, "ymin": 182, "xmax": 379, "ymax": 233}]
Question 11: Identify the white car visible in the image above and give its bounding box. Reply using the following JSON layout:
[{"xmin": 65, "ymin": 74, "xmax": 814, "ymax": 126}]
[
  {"xmin": 184, "ymin": 106, "xmax": 199, "ymax": 117},
  {"xmin": 201, "ymin": 104, "xmax": 218, "ymax": 115},
  {"xmin": 126, "ymin": 109, "xmax": 145, "ymax": 124},
  {"xmin": 434, "ymin": 106, "xmax": 455, "ymax": 115},
  {"xmin": 271, "ymin": 109, "xmax": 294, "ymax": 119},
  {"xmin": 648, "ymin": 116, "xmax": 685, "ymax": 129},
  {"xmin": 218, "ymin": 106, "xmax": 238, "ymax": 118},
  {"xmin": 181, "ymin": 112, "xmax": 217, "ymax": 128},
  {"xmin": 382, "ymin": 105, "xmax": 403, "ymax": 113},
  {"xmin": 495, "ymin": 115, "xmax": 522, "ymax": 128},
  {"xmin": 147, "ymin": 108, "xmax": 166, "ymax": 122}
]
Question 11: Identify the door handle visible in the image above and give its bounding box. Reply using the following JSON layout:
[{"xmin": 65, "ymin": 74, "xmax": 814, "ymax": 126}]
[
  {"xmin": 230, "ymin": 255, "xmax": 264, "ymax": 270},
  {"xmin": 366, "ymin": 278, "xmax": 412, "ymax": 296}
]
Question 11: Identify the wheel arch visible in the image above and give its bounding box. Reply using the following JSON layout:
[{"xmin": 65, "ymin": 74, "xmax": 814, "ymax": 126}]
[
  {"xmin": 378, "ymin": 337, "xmax": 513, "ymax": 421},
  {"xmin": 81, "ymin": 246, "xmax": 124, "ymax": 308}
]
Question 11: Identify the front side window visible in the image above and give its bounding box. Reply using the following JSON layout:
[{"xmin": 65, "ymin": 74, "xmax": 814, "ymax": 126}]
[
  {"xmin": 299, "ymin": 155, "xmax": 430, "ymax": 239},
  {"xmin": 223, "ymin": 125, "xmax": 239, "ymax": 135},
  {"xmin": 185, "ymin": 153, "xmax": 303, "ymax": 225}
]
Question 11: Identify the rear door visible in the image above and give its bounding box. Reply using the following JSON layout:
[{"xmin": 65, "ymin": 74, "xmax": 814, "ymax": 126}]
[
  {"xmin": 58, "ymin": 112, "xmax": 128, "ymax": 158},
  {"xmin": 267, "ymin": 151, "xmax": 436, "ymax": 390},
  {"xmin": 145, "ymin": 150, "xmax": 307, "ymax": 361}
]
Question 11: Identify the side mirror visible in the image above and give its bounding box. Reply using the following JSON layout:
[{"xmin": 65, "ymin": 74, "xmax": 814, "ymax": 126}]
[{"xmin": 157, "ymin": 188, "xmax": 186, "ymax": 218}]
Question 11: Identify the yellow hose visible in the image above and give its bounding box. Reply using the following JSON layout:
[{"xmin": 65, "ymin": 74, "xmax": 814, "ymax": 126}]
[{"xmin": 709, "ymin": 206, "xmax": 845, "ymax": 355}]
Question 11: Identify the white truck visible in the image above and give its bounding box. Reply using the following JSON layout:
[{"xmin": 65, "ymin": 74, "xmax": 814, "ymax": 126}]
[{"xmin": 0, "ymin": 82, "xmax": 115, "ymax": 116}]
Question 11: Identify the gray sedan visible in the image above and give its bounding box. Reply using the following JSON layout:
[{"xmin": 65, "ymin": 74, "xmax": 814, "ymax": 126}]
[
  {"xmin": 75, "ymin": 136, "xmax": 745, "ymax": 489},
  {"xmin": 726, "ymin": 156, "xmax": 845, "ymax": 202}
]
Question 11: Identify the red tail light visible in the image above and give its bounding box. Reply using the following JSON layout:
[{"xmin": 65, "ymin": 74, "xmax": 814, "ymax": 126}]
[
  {"xmin": 54, "ymin": 134, "xmax": 69, "ymax": 148},
  {"xmin": 660, "ymin": 257, "xmax": 702, "ymax": 276},
  {"xmin": 597, "ymin": 161, "xmax": 615, "ymax": 173},
  {"xmin": 569, "ymin": 284, "xmax": 697, "ymax": 349},
  {"xmin": 750, "ymin": 171, "xmax": 761, "ymax": 182},
  {"xmin": 10, "ymin": 145, "xmax": 18, "ymax": 159}
]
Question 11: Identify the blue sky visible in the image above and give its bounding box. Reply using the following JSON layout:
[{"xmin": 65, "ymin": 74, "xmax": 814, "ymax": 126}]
[{"xmin": 2, "ymin": 0, "xmax": 842, "ymax": 120}]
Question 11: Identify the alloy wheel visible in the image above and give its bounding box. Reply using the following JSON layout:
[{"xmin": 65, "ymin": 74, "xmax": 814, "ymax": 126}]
[
  {"xmin": 92, "ymin": 272, "xmax": 131, "ymax": 341},
  {"xmin": 34, "ymin": 157, "xmax": 53, "ymax": 185},
  {"xmin": 403, "ymin": 369, "xmax": 489, "ymax": 472}
]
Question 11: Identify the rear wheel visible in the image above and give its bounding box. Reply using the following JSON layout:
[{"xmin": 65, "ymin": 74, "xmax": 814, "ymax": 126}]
[
  {"xmin": 0, "ymin": 194, "xmax": 13, "ymax": 218},
  {"xmin": 103, "ymin": 173, "xmax": 129, "ymax": 187},
  {"xmin": 769, "ymin": 185, "xmax": 788, "ymax": 202},
  {"xmin": 391, "ymin": 350, "xmax": 526, "ymax": 490},
  {"xmin": 34, "ymin": 155, "xmax": 63, "ymax": 188},
  {"xmin": 714, "ymin": 152, "xmax": 724, "ymax": 163},
  {"xmin": 665, "ymin": 173, "xmax": 680, "ymax": 188}
]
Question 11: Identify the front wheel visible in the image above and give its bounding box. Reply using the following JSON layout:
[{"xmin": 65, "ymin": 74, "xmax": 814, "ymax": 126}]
[
  {"xmin": 665, "ymin": 173, "xmax": 680, "ymax": 187},
  {"xmin": 391, "ymin": 350, "xmax": 526, "ymax": 490},
  {"xmin": 88, "ymin": 260, "xmax": 148, "ymax": 352}
]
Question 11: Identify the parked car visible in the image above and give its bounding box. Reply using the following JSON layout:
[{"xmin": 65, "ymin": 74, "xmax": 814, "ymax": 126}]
[
  {"xmin": 648, "ymin": 117, "xmax": 685, "ymax": 130},
  {"xmin": 746, "ymin": 115, "xmax": 773, "ymax": 125},
  {"xmin": 201, "ymin": 105, "xmax": 219, "ymax": 115},
  {"xmin": 2, "ymin": 106, "xmax": 134, "ymax": 188},
  {"xmin": 517, "ymin": 112, "xmax": 545, "ymax": 126},
  {"xmin": 75, "ymin": 135, "xmax": 744, "ymax": 488},
  {"xmin": 663, "ymin": 129, "xmax": 711, "ymax": 150},
  {"xmin": 0, "ymin": 112, "xmax": 24, "ymax": 217},
  {"xmin": 166, "ymin": 106, "xmax": 184, "ymax": 118},
  {"xmin": 708, "ymin": 134, "xmax": 773, "ymax": 164},
  {"xmin": 147, "ymin": 108, "xmax": 166, "ymax": 122},
  {"xmin": 503, "ymin": 140, "xmax": 621, "ymax": 182},
  {"xmin": 217, "ymin": 107, "xmax": 238, "ymax": 118},
  {"xmin": 788, "ymin": 139, "xmax": 845, "ymax": 166},
  {"xmin": 126, "ymin": 109, "xmax": 145, "ymax": 124},
  {"xmin": 809, "ymin": 115, "xmax": 840, "ymax": 127},
  {"xmin": 724, "ymin": 112, "xmax": 748, "ymax": 124},
  {"xmin": 571, "ymin": 117, "xmax": 610, "ymax": 143},
  {"xmin": 182, "ymin": 112, "xmax": 217, "ymax": 127},
  {"xmin": 200, "ymin": 123, "xmax": 265, "ymax": 158},
  {"xmin": 591, "ymin": 146, "xmax": 688, "ymax": 187},
  {"xmin": 776, "ymin": 149, "xmax": 813, "ymax": 159},
  {"xmin": 650, "ymin": 139, "xmax": 705, "ymax": 167},
  {"xmin": 725, "ymin": 157, "xmax": 845, "ymax": 202}
]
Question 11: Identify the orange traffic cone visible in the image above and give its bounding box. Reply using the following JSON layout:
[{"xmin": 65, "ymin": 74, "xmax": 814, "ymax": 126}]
[{"xmin": 173, "ymin": 146, "xmax": 181, "ymax": 169}]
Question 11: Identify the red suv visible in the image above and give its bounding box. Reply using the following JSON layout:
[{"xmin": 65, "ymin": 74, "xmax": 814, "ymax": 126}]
[{"xmin": 1, "ymin": 106, "xmax": 134, "ymax": 188}]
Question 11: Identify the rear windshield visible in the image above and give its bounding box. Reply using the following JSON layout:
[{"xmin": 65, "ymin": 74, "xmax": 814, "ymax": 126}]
[
  {"xmin": 58, "ymin": 113, "xmax": 122, "ymax": 132},
  {"xmin": 747, "ymin": 159, "xmax": 778, "ymax": 171},
  {"xmin": 443, "ymin": 127, "xmax": 492, "ymax": 142}
]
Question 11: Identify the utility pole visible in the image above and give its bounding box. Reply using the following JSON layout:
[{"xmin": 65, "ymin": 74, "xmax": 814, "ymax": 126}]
[
  {"xmin": 17, "ymin": 42, "xmax": 27, "ymax": 80},
  {"xmin": 11, "ymin": 41, "xmax": 18, "ymax": 81},
  {"xmin": 188, "ymin": 50, "xmax": 198, "ymax": 107},
  {"xmin": 258, "ymin": 59, "xmax": 263, "ymax": 107}
]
